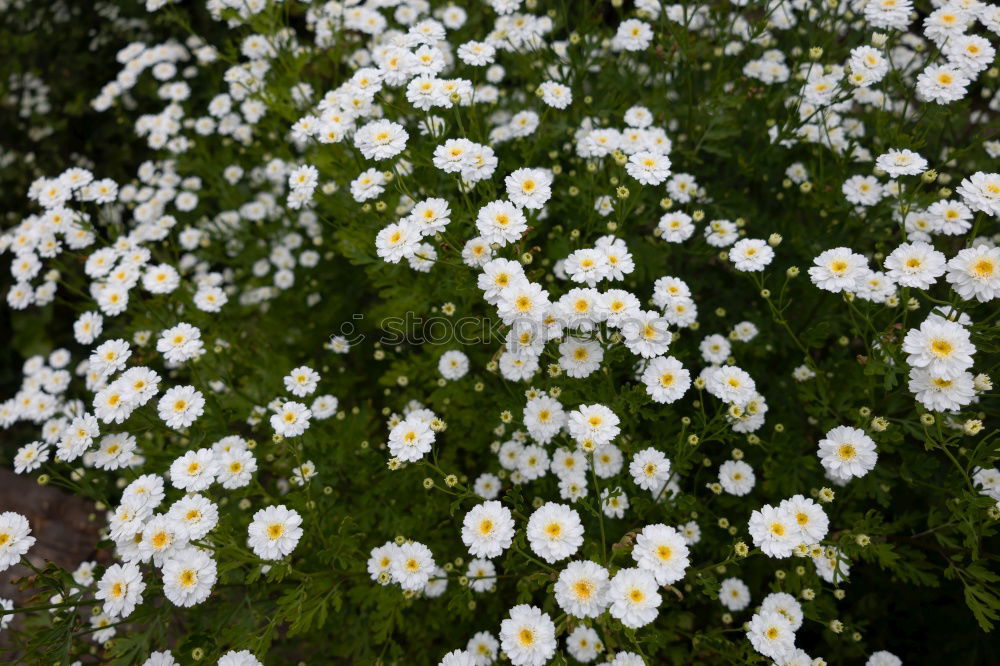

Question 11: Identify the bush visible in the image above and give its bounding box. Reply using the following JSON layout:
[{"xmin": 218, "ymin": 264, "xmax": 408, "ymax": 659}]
[{"xmin": 1, "ymin": 0, "xmax": 999, "ymax": 664}]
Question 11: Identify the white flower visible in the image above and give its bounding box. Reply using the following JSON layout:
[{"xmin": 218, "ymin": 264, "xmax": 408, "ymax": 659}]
[
  {"xmin": 523, "ymin": 395, "xmax": 566, "ymax": 444},
  {"xmin": 778, "ymin": 495, "xmax": 828, "ymax": 545},
  {"xmin": 566, "ymin": 625, "xmax": 602, "ymax": 663},
  {"xmin": 625, "ymin": 151, "xmax": 671, "ymax": 185},
  {"xmin": 138, "ymin": 514, "xmax": 185, "ymax": 566},
  {"xmin": 901, "ymin": 319, "xmax": 975, "ymax": 380},
  {"xmin": 247, "ymin": 505, "xmax": 303, "ymax": 560},
  {"xmin": 438, "ymin": 349, "xmax": 469, "ymax": 381},
  {"xmin": 476, "ymin": 200, "xmax": 527, "ymax": 246},
  {"xmin": 558, "ymin": 337, "xmax": 604, "ymax": 378},
  {"xmin": 809, "ymin": 247, "xmax": 867, "ymax": 293},
  {"xmin": 641, "ymin": 356, "xmax": 690, "ymax": 403},
  {"xmin": 908, "ymin": 367, "xmax": 976, "ymax": 412},
  {"xmin": 193, "ymin": 286, "xmax": 227, "ymax": 312},
  {"xmin": 505, "ymin": 168, "xmax": 552, "ymax": 210},
  {"xmin": 946, "ymin": 245, "xmax": 1000, "ymax": 303},
  {"xmin": 875, "ymin": 149, "xmax": 927, "ymax": 177},
  {"xmin": 388, "ymin": 415, "xmax": 436, "ymax": 462},
  {"xmin": 56, "ymin": 413, "xmax": 100, "ymax": 461},
  {"xmin": 729, "ymin": 238, "xmax": 774, "ymax": 272},
  {"xmin": 612, "ymin": 19, "xmax": 653, "ymax": 51},
  {"xmin": 867, "ymin": 651, "xmax": 903, "ymax": 666},
  {"xmin": 156, "ymin": 323, "xmax": 203, "ymax": 364},
  {"xmin": 916, "ymin": 64, "xmax": 970, "ymax": 104},
  {"xmin": 609, "ymin": 653, "xmax": 644, "ymax": 666},
  {"xmin": 554, "ymin": 560, "xmax": 610, "ymax": 618},
  {"xmin": 89, "ymin": 339, "xmax": 131, "ymax": 378},
  {"xmin": 705, "ymin": 366, "xmax": 757, "ymax": 406},
  {"xmin": 747, "ymin": 610, "xmax": 796, "ymax": 661},
  {"xmin": 354, "ymin": 119, "xmax": 408, "ymax": 161},
  {"xmin": 621, "ymin": 310, "xmax": 672, "ymax": 358},
  {"xmin": 657, "ymin": 211, "xmax": 695, "ymax": 242},
  {"xmin": 632, "ymin": 523, "xmax": 690, "ymax": 585},
  {"xmin": 218, "ymin": 651, "xmax": 263, "ymax": 666},
  {"xmin": 0, "ymin": 512, "xmax": 35, "ymax": 572},
  {"xmin": 391, "ymin": 541, "xmax": 435, "ymax": 591},
  {"xmin": 956, "ymin": 172, "xmax": 1000, "ymax": 215},
  {"xmin": 748, "ymin": 504, "xmax": 797, "ymax": 558},
  {"xmin": 288, "ymin": 165, "xmax": 318, "ymax": 193},
  {"xmin": 270, "ymin": 401, "xmax": 312, "ymax": 437},
  {"xmin": 566, "ymin": 404, "xmax": 620, "ymax": 447},
  {"xmin": 499, "ymin": 604, "xmax": 557, "ymax": 666},
  {"xmin": 409, "ymin": 197, "xmax": 452, "ymax": 236},
  {"xmin": 711, "ymin": 457, "xmax": 752, "ymax": 496},
  {"xmin": 164, "ymin": 494, "xmax": 218, "ymax": 542},
  {"xmin": 122, "ymin": 474, "xmax": 165, "ymax": 518},
  {"xmin": 761, "ymin": 591, "xmax": 803, "ymax": 631},
  {"xmin": 13, "ymin": 441, "xmax": 49, "ymax": 474},
  {"xmin": 601, "ymin": 487, "xmax": 629, "ymax": 518},
  {"xmin": 719, "ymin": 577, "xmax": 751, "ymax": 611},
  {"xmin": 218, "ymin": 448, "xmax": 257, "ymax": 489},
  {"xmin": 814, "ymin": 546, "xmax": 850, "ymax": 584},
  {"xmin": 817, "ymin": 425, "xmax": 878, "ymax": 481},
  {"xmin": 439, "ymin": 649, "xmax": 477, "ymax": 666},
  {"xmin": 157, "ymin": 386, "xmax": 205, "ymax": 430},
  {"xmin": 629, "ymin": 448, "xmax": 671, "ymax": 492},
  {"xmin": 607, "ymin": 567, "xmax": 661, "ymax": 629},
  {"xmin": 537, "ymin": 81, "xmax": 572, "ymax": 109},
  {"xmin": 96, "ymin": 562, "xmax": 145, "ymax": 618},
  {"xmin": 162, "ymin": 548, "xmax": 216, "ymax": 607},
  {"xmin": 526, "ymin": 502, "xmax": 584, "ymax": 563},
  {"xmin": 884, "ymin": 241, "xmax": 946, "ymax": 289},
  {"xmin": 367, "ymin": 541, "xmax": 399, "ymax": 584},
  {"xmin": 461, "ymin": 501, "xmax": 515, "ymax": 559},
  {"xmin": 311, "ymin": 394, "xmax": 339, "ymax": 419},
  {"xmin": 283, "ymin": 365, "xmax": 320, "ymax": 397},
  {"xmin": 376, "ymin": 220, "xmax": 420, "ymax": 263},
  {"xmin": 168, "ymin": 448, "xmax": 219, "ymax": 492}
]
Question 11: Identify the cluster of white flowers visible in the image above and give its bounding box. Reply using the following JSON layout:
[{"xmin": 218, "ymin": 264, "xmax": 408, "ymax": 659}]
[{"xmin": 1, "ymin": 0, "xmax": 998, "ymax": 662}]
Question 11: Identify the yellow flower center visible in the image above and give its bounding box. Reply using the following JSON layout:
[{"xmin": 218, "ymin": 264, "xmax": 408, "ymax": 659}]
[
  {"xmin": 930, "ymin": 339, "xmax": 953, "ymax": 357},
  {"xmin": 973, "ymin": 259, "xmax": 995, "ymax": 278}
]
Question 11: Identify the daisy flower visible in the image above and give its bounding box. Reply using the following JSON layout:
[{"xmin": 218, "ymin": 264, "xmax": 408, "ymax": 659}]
[
  {"xmin": 248, "ymin": 505, "xmax": 303, "ymax": 561},
  {"xmin": 499, "ymin": 605, "xmax": 557, "ymax": 666},
  {"xmin": 526, "ymin": 502, "xmax": 584, "ymax": 563},
  {"xmin": 0, "ymin": 512, "xmax": 35, "ymax": 572}
]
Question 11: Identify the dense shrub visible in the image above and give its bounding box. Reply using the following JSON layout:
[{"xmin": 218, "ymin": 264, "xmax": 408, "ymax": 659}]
[{"xmin": 1, "ymin": 1, "xmax": 999, "ymax": 664}]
